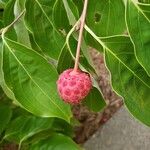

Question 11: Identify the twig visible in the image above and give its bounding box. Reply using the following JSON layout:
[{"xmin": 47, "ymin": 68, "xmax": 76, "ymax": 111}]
[
  {"xmin": 0, "ymin": 9, "xmax": 25, "ymax": 35},
  {"xmin": 73, "ymin": 0, "xmax": 88, "ymax": 72}
]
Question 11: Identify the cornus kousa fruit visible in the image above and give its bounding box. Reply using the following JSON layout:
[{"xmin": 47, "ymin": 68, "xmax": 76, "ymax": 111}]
[{"xmin": 57, "ymin": 69, "xmax": 92, "ymax": 104}]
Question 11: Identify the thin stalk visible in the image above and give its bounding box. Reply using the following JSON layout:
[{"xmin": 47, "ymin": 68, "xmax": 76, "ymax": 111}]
[{"xmin": 73, "ymin": 0, "xmax": 88, "ymax": 72}]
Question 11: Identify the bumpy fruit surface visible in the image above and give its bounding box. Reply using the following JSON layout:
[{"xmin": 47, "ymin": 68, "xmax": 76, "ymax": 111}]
[{"xmin": 57, "ymin": 69, "xmax": 92, "ymax": 104}]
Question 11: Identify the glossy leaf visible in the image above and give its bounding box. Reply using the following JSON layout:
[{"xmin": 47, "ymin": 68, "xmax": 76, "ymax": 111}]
[
  {"xmin": 84, "ymin": 87, "xmax": 106, "ymax": 112},
  {"xmin": 29, "ymin": 134, "xmax": 81, "ymax": 150},
  {"xmin": 62, "ymin": 0, "xmax": 103, "ymax": 52},
  {"xmin": 4, "ymin": 116, "xmax": 53, "ymax": 145},
  {"xmin": 14, "ymin": 0, "xmax": 31, "ymax": 47},
  {"xmin": 25, "ymin": 118, "xmax": 73, "ymax": 145},
  {"xmin": 62, "ymin": 0, "xmax": 79, "ymax": 25},
  {"xmin": 101, "ymin": 36, "xmax": 150, "ymax": 126},
  {"xmin": 3, "ymin": 0, "xmax": 17, "ymax": 40},
  {"xmin": 25, "ymin": 0, "xmax": 65, "ymax": 59},
  {"xmin": 72, "ymin": 0, "xmax": 83, "ymax": 14},
  {"xmin": 0, "ymin": 39, "xmax": 16, "ymax": 102},
  {"xmin": 138, "ymin": 3, "xmax": 150, "ymax": 19},
  {"xmin": 126, "ymin": 0, "xmax": 150, "ymax": 76},
  {"xmin": 53, "ymin": 0, "xmax": 70, "ymax": 33},
  {"xmin": 2, "ymin": 37, "xmax": 71, "ymax": 122},
  {"xmin": 86, "ymin": 0, "xmax": 126, "ymax": 36},
  {"xmin": 3, "ymin": 0, "xmax": 31, "ymax": 45},
  {"xmin": 1, "ymin": 1, "xmax": 17, "ymax": 99}
]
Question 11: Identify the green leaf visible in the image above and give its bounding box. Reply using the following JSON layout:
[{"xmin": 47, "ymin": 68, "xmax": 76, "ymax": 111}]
[
  {"xmin": 102, "ymin": 35, "xmax": 150, "ymax": 126},
  {"xmin": 24, "ymin": 0, "xmax": 65, "ymax": 59},
  {"xmin": 12, "ymin": 107, "xmax": 31, "ymax": 120},
  {"xmin": 29, "ymin": 134, "xmax": 81, "ymax": 150},
  {"xmin": 0, "ymin": 87, "xmax": 3, "ymax": 96},
  {"xmin": 57, "ymin": 44, "xmax": 74, "ymax": 74},
  {"xmin": 53, "ymin": 0, "xmax": 70, "ymax": 33},
  {"xmin": 3, "ymin": 0, "xmax": 17, "ymax": 40},
  {"xmin": 0, "ymin": 9, "xmax": 4, "ymax": 22},
  {"xmin": 2, "ymin": 37, "xmax": 72, "ymax": 122},
  {"xmin": 48, "ymin": 118, "xmax": 74, "ymax": 137},
  {"xmin": 3, "ymin": 0, "xmax": 31, "ymax": 46},
  {"xmin": 85, "ymin": 32, "xmax": 103, "ymax": 53},
  {"xmin": 4, "ymin": 116, "xmax": 54, "ymax": 146},
  {"xmin": 0, "ymin": 39, "xmax": 16, "ymax": 101},
  {"xmin": 84, "ymin": 87, "xmax": 106, "ymax": 112},
  {"xmin": 14, "ymin": 0, "xmax": 31, "ymax": 47},
  {"xmin": 0, "ymin": 39, "xmax": 3, "ymax": 86},
  {"xmin": 0, "ymin": 103, "xmax": 12, "ymax": 133},
  {"xmin": 138, "ymin": 3, "xmax": 150, "ymax": 19},
  {"xmin": 126, "ymin": 0, "xmax": 150, "ymax": 76},
  {"xmin": 62, "ymin": 0, "xmax": 105, "ymax": 75},
  {"xmin": 73, "ymin": 33, "xmax": 96, "ymax": 73},
  {"xmin": 0, "ymin": 1, "xmax": 5, "ymax": 9},
  {"xmin": 57, "ymin": 37, "xmax": 95, "ymax": 74},
  {"xmin": 62, "ymin": 0, "xmax": 79, "ymax": 25},
  {"xmin": 59, "ymin": 1, "xmax": 97, "ymax": 74},
  {"xmin": 25, "ymin": 118, "xmax": 74, "ymax": 145},
  {"xmin": 72, "ymin": 0, "xmax": 83, "ymax": 14},
  {"xmin": 0, "ymin": 0, "xmax": 9, "ymax": 8},
  {"xmin": 85, "ymin": 25, "xmax": 150, "ymax": 125},
  {"xmin": 86, "ymin": 0, "xmax": 126, "ymax": 36}
]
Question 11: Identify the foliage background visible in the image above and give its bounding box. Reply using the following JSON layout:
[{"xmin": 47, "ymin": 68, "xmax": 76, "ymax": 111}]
[{"xmin": 0, "ymin": 0, "xmax": 150, "ymax": 149}]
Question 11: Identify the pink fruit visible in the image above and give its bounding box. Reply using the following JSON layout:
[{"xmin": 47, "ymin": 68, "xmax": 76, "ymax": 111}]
[{"xmin": 57, "ymin": 69, "xmax": 92, "ymax": 104}]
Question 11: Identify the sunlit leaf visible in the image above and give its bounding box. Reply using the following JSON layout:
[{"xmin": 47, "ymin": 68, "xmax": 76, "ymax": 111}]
[
  {"xmin": 25, "ymin": 0, "xmax": 65, "ymax": 59},
  {"xmin": 62, "ymin": 0, "xmax": 79, "ymax": 25},
  {"xmin": 14, "ymin": 0, "xmax": 31, "ymax": 47},
  {"xmin": 86, "ymin": 0, "xmax": 126, "ymax": 36},
  {"xmin": 126, "ymin": 0, "xmax": 150, "ymax": 76},
  {"xmin": 4, "ymin": 116, "xmax": 54, "ymax": 146},
  {"xmin": 29, "ymin": 134, "xmax": 81, "ymax": 150},
  {"xmin": 102, "ymin": 35, "xmax": 150, "ymax": 126},
  {"xmin": 53, "ymin": 0, "xmax": 70, "ymax": 33},
  {"xmin": 3, "ymin": 0, "xmax": 17, "ymax": 40},
  {"xmin": 2, "ymin": 37, "xmax": 72, "ymax": 122}
]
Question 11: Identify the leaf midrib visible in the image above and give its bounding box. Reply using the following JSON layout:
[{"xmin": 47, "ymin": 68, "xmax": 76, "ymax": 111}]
[
  {"xmin": 106, "ymin": 46, "xmax": 150, "ymax": 89},
  {"xmin": 85, "ymin": 25, "xmax": 150, "ymax": 89},
  {"xmin": 3, "ymin": 38, "xmax": 68, "ymax": 120}
]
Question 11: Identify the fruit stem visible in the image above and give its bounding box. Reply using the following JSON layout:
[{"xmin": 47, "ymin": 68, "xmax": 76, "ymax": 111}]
[{"xmin": 73, "ymin": 0, "xmax": 88, "ymax": 72}]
